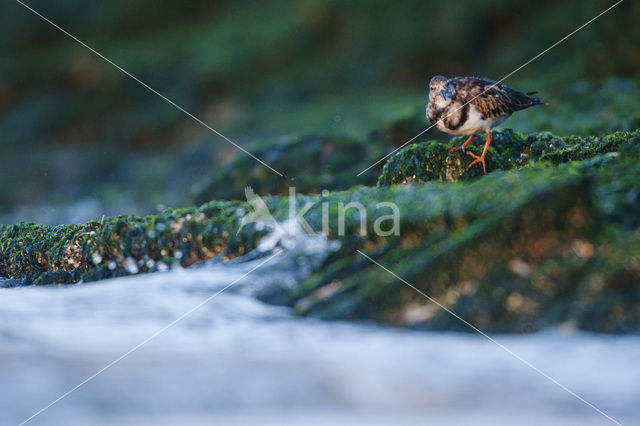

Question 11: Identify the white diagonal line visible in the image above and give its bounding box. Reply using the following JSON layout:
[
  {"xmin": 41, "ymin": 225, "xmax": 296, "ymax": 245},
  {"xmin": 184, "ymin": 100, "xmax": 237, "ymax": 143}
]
[
  {"xmin": 19, "ymin": 251, "xmax": 281, "ymax": 426},
  {"xmin": 356, "ymin": 0, "xmax": 624, "ymax": 176},
  {"xmin": 357, "ymin": 250, "xmax": 622, "ymax": 425},
  {"xmin": 13, "ymin": 0, "xmax": 284, "ymax": 177}
]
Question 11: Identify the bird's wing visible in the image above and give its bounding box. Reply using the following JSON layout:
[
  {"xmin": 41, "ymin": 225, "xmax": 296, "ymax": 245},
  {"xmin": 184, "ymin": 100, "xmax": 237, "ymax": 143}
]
[{"xmin": 450, "ymin": 77, "xmax": 541, "ymax": 120}]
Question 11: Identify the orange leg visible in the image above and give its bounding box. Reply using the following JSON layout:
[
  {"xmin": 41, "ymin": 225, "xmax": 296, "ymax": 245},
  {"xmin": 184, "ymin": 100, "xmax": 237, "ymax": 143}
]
[
  {"xmin": 465, "ymin": 130, "xmax": 492, "ymax": 174},
  {"xmin": 448, "ymin": 134, "xmax": 475, "ymax": 154}
]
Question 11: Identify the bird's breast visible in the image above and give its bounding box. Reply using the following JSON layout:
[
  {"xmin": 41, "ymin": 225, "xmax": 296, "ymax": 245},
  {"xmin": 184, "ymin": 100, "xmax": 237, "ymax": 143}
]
[{"xmin": 439, "ymin": 104, "xmax": 509, "ymax": 135}]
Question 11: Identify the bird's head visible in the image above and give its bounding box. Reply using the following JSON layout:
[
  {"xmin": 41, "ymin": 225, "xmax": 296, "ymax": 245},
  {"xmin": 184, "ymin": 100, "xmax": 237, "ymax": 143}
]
[{"xmin": 428, "ymin": 75, "xmax": 453, "ymax": 106}]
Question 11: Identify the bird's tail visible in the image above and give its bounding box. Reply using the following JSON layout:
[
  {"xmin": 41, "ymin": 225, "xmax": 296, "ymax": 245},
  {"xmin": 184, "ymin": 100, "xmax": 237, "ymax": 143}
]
[
  {"xmin": 531, "ymin": 96, "xmax": 545, "ymax": 105},
  {"xmin": 525, "ymin": 91, "xmax": 545, "ymax": 106}
]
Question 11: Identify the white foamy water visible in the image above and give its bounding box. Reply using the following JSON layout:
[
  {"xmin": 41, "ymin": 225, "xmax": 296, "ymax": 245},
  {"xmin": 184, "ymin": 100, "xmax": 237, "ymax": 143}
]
[{"xmin": 1, "ymin": 224, "xmax": 639, "ymax": 425}]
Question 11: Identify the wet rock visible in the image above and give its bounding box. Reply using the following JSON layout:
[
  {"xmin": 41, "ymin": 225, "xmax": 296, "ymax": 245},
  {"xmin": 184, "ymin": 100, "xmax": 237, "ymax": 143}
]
[
  {"xmin": 0, "ymin": 201, "xmax": 263, "ymax": 284},
  {"xmin": 288, "ymin": 138, "xmax": 640, "ymax": 333},
  {"xmin": 377, "ymin": 128, "xmax": 639, "ymax": 185},
  {"xmin": 2, "ymin": 130, "xmax": 640, "ymax": 334}
]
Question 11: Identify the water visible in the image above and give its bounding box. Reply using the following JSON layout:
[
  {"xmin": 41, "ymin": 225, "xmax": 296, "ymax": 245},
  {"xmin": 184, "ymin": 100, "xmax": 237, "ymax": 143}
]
[{"xmin": 1, "ymin": 224, "xmax": 639, "ymax": 425}]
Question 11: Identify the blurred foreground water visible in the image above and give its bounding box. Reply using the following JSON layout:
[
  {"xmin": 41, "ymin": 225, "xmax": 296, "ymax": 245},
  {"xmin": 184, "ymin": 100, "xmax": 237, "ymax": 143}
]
[{"xmin": 1, "ymin": 224, "xmax": 639, "ymax": 426}]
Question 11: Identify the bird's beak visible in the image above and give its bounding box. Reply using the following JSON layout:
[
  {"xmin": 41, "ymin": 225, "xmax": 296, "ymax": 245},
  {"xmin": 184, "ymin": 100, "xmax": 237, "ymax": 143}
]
[{"xmin": 440, "ymin": 90, "xmax": 450, "ymax": 101}]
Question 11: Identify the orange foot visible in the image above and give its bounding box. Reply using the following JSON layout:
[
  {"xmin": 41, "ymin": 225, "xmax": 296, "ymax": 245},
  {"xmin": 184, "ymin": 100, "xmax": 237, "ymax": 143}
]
[
  {"xmin": 448, "ymin": 134, "xmax": 475, "ymax": 155},
  {"xmin": 465, "ymin": 151, "xmax": 486, "ymax": 174},
  {"xmin": 464, "ymin": 130, "xmax": 493, "ymax": 175}
]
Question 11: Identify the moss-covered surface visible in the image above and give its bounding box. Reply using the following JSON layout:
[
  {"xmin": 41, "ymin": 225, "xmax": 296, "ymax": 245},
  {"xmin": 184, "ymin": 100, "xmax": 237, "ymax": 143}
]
[
  {"xmin": 3, "ymin": 140, "xmax": 640, "ymax": 333},
  {"xmin": 0, "ymin": 201, "xmax": 263, "ymax": 285},
  {"xmin": 377, "ymin": 128, "xmax": 638, "ymax": 185},
  {"xmin": 282, "ymin": 141, "xmax": 640, "ymax": 333},
  {"xmin": 2, "ymin": 127, "xmax": 640, "ymax": 333}
]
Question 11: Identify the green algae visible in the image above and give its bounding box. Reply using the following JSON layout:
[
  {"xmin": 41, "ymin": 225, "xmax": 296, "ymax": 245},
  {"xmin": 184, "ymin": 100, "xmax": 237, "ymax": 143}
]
[
  {"xmin": 377, "ymin": 128, "xmax": 639, "ymax": 185},
  {"xmin": 281, "ymin": 136, "xmax": 640, "ymax": 333},
  {"xmin": 285, "ymin": 166, "xmax": 594, "ymax": 325},
  {"xmin": 0, "ymin": 200, "xmax": 263, "ymax": 285},
  {"xmin": 2, "ymin": 127, "xmax": 640, "ymax": 333}
]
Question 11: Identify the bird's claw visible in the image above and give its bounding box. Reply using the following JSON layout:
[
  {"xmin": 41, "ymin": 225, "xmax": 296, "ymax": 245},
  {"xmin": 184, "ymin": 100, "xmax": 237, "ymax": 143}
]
[
  {"xmin": 449, "ymin": 145, "xmax": 468, "ymax": 155},
  {"xmin": 465, "ymin": 151, "xmax": 486, "ymax": 174},
  {"xmin": 465, "ymin": 151, "xmax": 480, "ymax": 160}
]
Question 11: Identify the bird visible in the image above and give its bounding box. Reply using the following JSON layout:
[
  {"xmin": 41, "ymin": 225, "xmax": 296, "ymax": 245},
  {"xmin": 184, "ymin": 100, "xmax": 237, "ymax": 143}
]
[{"xmin": 426, "ymin": 75, "xmax": 543, "ymax": 174}]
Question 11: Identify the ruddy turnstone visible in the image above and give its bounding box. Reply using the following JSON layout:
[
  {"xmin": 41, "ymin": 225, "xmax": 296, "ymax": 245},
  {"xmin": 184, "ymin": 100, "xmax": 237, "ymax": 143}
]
[{"xmin": 426, "ymin": 76, "xmax": 543, "ymax": 174}]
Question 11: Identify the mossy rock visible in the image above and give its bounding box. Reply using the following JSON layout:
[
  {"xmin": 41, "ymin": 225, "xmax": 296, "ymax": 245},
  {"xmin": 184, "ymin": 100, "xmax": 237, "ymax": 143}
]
[
  {"xmin": 2, "ymin": 130, "xmax": 640, "ymax": 333},
  {"xmin": 282, "ymin": 141, "xmax": 640, "ymax": 333},
  {"xmin": 377, "ymin": 128, "xmax": 639, "ymax": 185},
  {"xmin": 0, "ymin": 201, "xmax": 262, "ymax": 285}
]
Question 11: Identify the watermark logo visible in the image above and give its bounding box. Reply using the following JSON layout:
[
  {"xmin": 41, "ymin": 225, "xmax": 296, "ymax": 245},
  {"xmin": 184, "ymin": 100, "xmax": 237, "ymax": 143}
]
[
  {"xmin": 239, "ymin": 186, "xmax": 279, "ymax": 232},
  {"xmin": 239, "ymin": 186, "xmax": 400, "ymax": 237}
]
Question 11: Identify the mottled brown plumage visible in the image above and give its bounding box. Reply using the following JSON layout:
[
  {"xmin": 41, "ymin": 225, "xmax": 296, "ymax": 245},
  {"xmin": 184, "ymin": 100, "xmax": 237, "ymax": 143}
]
[{"xmin": 451, "ymin": 76, "xmax": 542, "ymax": 120}]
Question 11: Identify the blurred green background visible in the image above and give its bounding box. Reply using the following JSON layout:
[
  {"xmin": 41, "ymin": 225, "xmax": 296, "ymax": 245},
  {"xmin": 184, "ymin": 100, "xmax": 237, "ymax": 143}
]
[{"xmin": 1, "ymin": 0, "xmax": 638, "ymax": 224}]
